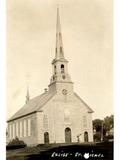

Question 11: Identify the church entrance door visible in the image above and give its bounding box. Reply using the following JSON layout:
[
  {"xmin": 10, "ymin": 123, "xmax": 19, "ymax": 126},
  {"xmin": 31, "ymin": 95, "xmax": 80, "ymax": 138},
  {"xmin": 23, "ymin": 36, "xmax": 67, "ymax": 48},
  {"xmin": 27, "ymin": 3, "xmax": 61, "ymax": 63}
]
[
  {"xmin": 65, "ymin": 127, "xmax": 71, "ymax": 143},
  {"xmin": 84, "ymin": 131, "xmax": 89, "ymax": 142},
  {"xmin": 44, "ymin": 132, "xmax": 49, "ymax": 144}
]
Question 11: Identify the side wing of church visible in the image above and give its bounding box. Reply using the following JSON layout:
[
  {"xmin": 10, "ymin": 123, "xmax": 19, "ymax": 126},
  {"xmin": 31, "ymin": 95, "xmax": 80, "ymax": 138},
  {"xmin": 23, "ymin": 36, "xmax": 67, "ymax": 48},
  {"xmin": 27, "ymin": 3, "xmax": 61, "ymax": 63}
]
[{"xmin": 7, "ymin": 8, "xmax": 94, "ymax": 146}]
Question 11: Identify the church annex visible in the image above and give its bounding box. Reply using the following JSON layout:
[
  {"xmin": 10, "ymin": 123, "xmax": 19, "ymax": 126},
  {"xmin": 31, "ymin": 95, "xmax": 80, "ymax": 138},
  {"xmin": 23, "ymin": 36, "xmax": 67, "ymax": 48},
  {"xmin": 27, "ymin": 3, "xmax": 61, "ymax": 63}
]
[{"xmin": 7, "ymin": 8, "xmax": 94, "ymax": 145}]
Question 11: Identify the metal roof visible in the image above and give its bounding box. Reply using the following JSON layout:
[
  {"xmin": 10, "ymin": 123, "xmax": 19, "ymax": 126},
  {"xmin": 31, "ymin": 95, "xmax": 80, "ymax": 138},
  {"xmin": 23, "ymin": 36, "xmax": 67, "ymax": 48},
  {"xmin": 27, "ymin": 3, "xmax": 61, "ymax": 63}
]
[{"xmin": 7, "ymin": 91, "xmax": 56, "ymax": 122}]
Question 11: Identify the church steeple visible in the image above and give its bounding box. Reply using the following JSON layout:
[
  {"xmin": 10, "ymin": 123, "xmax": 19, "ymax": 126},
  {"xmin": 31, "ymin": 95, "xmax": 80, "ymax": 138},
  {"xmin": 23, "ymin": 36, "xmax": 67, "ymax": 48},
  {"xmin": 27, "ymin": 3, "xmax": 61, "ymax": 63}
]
[
  {"xmin": 55, "ymin": 7, "xmax": 64, "ymax": 59},
  {"xmin": 49, "ymin": 8, "xmax": 73, "ymax": 93}
]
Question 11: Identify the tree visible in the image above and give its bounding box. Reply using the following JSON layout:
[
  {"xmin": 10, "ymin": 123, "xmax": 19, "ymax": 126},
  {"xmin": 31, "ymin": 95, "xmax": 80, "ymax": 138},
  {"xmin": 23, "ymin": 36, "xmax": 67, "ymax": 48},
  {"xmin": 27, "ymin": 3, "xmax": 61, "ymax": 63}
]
[
  {"xmin": 93, "ymin": 115, "xmax": 114, "ymax": 142},
  {"xmin": 93, "ymin": 119, "xmax": 103, "ymax": 142},
  {"xmin": 93, "ymin": 119, "xmax": 103, "ymax": 132},
  {"xmin": 104, "ymin": 115, "xmax": 114, "ymax": 131}
]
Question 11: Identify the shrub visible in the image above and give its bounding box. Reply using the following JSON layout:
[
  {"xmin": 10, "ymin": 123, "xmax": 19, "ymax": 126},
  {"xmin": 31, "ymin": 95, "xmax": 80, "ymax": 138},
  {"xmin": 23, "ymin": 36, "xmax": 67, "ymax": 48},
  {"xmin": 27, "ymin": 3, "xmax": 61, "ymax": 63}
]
[
  {"xmin": 6, "ymin": 137, "xmax": 27, "ymax": 150},
  {"xmin": 104, "ymin": 134, "xmax": 114, "ymax": 142},
  {"xmin": 107, "ymin": 134, "xmax": 114, "ymax": 139}
]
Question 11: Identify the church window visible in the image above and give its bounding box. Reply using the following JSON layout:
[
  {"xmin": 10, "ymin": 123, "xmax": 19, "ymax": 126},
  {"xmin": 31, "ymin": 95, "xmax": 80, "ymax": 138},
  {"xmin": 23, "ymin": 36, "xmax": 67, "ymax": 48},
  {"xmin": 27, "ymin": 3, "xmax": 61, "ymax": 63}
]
[
  {"xmin": 65, "ymin": 127, "xmax": 72, "ymax": 143},
  {"xmin": 54, "ymin": 66, "xmax": 56, "ymax": 74},
  {"xmin": 56, "ymin": 48, "xmax": 57, "ymax": 53},
  {"xmin": 23, "ymin": 119, "xmax": 27, "ymax": 137},
  {"xmin": 53, "ymin": 75, "xmax": 55, "ymax": 81},
  {"xmin": 62, "ymin": 75, "xmax": 66, "ymax": 79},
  {"xmin": 7, "ymin": 125, "xmax": 9, "ymax": 138},
  {"xmin": 17, "ymin": 122, "xmax": 19, "ymax": 137},
  {"xmin": 13, "ymin": 124, "xmax": 15, "ymax": 138},
  {"xmin": 28, "ymin": 118, "xmax": 31, "ymax": 136},
  {"xmin": 14, "ymin": 123, "xmax": 16, "ymax": 137},
  {"xmin": 44, "ymin": 132, "xmax": 49, "ymax": 144},
  {"xmin": 20, "ymin": 121, "xmax": 22, "ymax": 137},
  {"xmin": 60, "ymin": 46, "xmax": 62, "ymax": 53},
  {"xmin": 84, "ymin": 131, "xmax": 89, "ymax": 142},
  {"xmin": 11, "ymin": 124, "xmax": 13, "ymax": 139},
  {"xmin": 16, "ymin": 122, "xmax": 19, "ymax": 137},
  {"xmin": 9, "ymin": 124, "xmax": 12, "ymax": 139},
  {"xmin": 26, "ymin": 119, "xmax": 28, "ymax": 137},
  {"xmin": 43, "ymin": 115, "xmax": 48, "ymax": 129},
  {"xmin": 61, "ymin": 64, "xmax": 64, "ymax": 73},
  {"xmin": 83, "ymin": 115, "xmax": 87, "ymax": 127}
]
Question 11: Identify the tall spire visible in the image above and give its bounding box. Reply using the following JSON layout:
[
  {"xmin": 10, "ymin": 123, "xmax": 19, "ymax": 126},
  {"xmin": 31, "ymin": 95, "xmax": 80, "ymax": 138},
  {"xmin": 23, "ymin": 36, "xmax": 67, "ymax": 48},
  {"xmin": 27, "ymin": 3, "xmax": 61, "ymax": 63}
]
[
  {"xmin": 49, "ymin": 7, "xmax": 73, "ymax": 92},
  {"xmin": 55, "ymin": 7, "xmax": 64, "ymax": 59},
  {"xmin": 26, "ymin": 86, "xmax": 30, "ymax": 104}
]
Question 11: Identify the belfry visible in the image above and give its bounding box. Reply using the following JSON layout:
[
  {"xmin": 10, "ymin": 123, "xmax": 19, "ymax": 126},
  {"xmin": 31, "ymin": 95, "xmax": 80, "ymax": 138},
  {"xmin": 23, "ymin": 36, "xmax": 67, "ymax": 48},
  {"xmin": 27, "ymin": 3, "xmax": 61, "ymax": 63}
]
[{"xmin": 7, "ymin": 8, "xmax": 93, "ymax": 145}]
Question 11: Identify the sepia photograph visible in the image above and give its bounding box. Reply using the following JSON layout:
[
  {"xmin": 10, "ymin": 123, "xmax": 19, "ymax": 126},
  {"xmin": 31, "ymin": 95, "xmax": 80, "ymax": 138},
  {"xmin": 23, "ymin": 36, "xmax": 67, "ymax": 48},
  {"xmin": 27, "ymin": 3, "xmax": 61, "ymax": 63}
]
[{"xmin": 6, "ymin": 0, "xmax": 113, "ymax": 159}]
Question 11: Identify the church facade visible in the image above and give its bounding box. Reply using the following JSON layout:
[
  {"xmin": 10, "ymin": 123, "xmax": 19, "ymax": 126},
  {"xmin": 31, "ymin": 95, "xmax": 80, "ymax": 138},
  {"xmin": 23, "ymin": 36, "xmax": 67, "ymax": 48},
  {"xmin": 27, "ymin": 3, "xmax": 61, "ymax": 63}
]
[{"xmin": 7, "ymin": 8, "xmax": 93, "ymax": 146}]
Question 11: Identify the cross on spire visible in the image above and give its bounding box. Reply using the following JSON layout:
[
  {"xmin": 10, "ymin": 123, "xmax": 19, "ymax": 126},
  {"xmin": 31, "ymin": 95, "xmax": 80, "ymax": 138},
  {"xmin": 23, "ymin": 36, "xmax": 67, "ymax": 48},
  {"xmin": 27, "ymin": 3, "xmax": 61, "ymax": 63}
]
[{"xmin": 55, "ymin": 7, "xmax": 64, "ymax": 59}]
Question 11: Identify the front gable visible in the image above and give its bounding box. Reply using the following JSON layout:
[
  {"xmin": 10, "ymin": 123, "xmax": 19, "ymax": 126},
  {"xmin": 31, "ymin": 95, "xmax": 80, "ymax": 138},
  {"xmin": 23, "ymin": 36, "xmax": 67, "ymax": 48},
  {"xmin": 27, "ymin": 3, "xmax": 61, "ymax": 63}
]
[{"xmin": 74, "ymin": 93, "xmax": 94, "ymax": 113}]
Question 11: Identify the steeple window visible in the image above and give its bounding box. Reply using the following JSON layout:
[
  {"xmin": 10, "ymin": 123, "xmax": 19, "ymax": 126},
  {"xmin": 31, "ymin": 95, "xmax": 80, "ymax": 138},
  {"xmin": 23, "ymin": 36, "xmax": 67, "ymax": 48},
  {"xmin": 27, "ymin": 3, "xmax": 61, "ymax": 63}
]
[
  {"xmin": 60, "ymin": 46, "xmax": 62, "ymax": 53},
  {"xmin": 53, "ymin": 75, "xmax": 55, "ymax": 81},
  {"xmin": 54, "ymin": 66, "xmax": 56, "ymax": 74},
  {"xmin": 61, "ymin": 64, "xmax": 64, "ymax": 73}
]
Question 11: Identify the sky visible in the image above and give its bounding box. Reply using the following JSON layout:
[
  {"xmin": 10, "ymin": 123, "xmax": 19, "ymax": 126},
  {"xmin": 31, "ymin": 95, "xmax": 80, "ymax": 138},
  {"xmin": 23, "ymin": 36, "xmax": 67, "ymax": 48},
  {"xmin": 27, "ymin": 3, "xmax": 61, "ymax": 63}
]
[{"xmin": 7, "ymin": 0, "xmax": 113, "ymax": 120}]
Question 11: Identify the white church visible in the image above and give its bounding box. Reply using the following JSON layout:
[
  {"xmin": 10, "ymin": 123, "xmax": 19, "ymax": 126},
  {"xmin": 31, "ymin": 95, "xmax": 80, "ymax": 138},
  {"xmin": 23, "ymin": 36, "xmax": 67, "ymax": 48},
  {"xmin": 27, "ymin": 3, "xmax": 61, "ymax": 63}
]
[{"xmin": 7, "ymin": 8, "xmax": 94, "ymax": 145}]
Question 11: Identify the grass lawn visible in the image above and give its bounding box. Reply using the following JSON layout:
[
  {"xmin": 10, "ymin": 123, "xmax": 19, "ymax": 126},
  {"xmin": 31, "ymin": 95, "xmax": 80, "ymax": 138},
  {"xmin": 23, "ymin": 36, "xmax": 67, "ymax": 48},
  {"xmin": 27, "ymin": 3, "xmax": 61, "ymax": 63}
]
[{"xmin": 6, "ymin": 142, "xmax": 113, "ymax": 160}]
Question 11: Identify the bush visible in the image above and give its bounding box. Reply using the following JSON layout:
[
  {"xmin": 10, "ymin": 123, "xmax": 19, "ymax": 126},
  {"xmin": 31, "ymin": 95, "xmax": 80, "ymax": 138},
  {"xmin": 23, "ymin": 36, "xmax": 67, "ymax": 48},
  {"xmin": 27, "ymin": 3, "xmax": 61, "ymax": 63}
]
[
  {"xmin": 6, "ymin": 137, "xmax": 27, "ymax": 150},
  {"xmin": 104, "ymin": 134, "xmax": 114, "ymax": 142},
  {"xmin": 107, "ymin": 134, "xmax": 114, "ymax": 139}
]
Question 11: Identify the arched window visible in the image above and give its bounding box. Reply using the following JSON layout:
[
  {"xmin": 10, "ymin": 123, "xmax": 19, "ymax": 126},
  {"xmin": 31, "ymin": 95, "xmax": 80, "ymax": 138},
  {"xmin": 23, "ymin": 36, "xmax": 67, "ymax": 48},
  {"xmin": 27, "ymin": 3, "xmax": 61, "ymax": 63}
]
[
  {"xmin": 16, "ymin": 122, "xmax": 18, "ymax": 137},
  {"xmin": 53, "ymin": 75, "xmax": 55, "ymax": 81},
  {"xmin": 44, "ymin": 132, "xmax": 49, "ymax": 144},
  {"xmin": 84, "ymin": 131, "xmax": 89, "ymax": 142},
  {"xmin": 12, "ymin": 123, "xmax": 15, "ymax": 139},
  {"xmin": 9, "ymin": 124, "xmax": 12, "ymax": 139},
  {"xmin": 65, "ymin": 127, "xmax": 72, "ymax": 143},
  {"xmin": 23, "ymin": 119, "xmax": 27, "ymax": 137},
  {"xmin": 28, "ymin": 118, "xmax": 31, "ymax": 136},
  {"xmin": 54, "ymin": 66, "xmax": 56, "ymax": 74},
  {"xmin": 61, "ymin": 64, "xmax": 64, "ymax": 73},
  {"xmin": 60, "ymin": 46, "xmax": 62, "ymax": 53},
  {"xmin": 20, "ymin": 121, "xmax": 22, "ymax": 138}
]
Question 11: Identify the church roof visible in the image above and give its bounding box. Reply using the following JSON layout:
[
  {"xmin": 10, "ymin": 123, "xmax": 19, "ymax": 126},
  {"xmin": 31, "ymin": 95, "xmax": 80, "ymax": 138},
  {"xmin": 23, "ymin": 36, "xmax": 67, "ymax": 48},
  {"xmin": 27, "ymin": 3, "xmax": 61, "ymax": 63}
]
[
  {"xmin": 7, "ymin": 91, "xmax": 56, "ymax": 122},
  {"xmin": 74, "ymin": 93, "xmax": 94, "ymax": 113},
  {"xmin": 7, "ymin": 91, "xmax": 93, "ymax": 122}
]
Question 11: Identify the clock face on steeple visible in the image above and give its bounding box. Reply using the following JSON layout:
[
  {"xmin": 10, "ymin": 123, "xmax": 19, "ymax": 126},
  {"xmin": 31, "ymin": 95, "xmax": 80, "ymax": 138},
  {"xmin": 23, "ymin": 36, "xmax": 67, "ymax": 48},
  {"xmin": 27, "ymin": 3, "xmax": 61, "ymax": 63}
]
[{"xmin": 62, "ymin": 89, "xmax": 67, "ymax": 95}]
